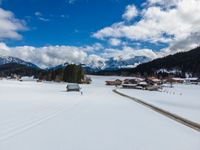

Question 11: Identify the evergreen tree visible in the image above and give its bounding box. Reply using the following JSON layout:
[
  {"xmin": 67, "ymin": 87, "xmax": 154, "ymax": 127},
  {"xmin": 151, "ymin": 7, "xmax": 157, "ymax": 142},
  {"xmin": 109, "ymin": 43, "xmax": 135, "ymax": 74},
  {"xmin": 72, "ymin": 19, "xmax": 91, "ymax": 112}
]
[
  {"xmin": 63, "ymin": 64, "xmax": 84, "ymax": 83},
  {"xmin": 77, "ymin": 65, "xmax": 84, "ymax": 83}
]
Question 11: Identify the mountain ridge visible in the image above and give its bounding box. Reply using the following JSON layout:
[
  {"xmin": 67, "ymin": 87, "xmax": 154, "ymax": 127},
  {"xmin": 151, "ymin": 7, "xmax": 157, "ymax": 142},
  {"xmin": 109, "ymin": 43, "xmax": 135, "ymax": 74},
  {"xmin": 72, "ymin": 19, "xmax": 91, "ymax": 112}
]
[{"xmin": 0, "ymin": 56, "xmax": 39, "ymax": 69}]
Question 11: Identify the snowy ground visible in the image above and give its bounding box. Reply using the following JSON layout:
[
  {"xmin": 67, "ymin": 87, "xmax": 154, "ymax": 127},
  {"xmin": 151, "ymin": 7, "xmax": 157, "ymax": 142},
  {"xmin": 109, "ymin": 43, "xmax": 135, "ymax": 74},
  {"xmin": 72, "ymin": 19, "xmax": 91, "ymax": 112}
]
[
  {"xmin": 0, "ymin": 76, "xmax": 199, "ymax": 150},
  {"xmin": 118, "ymin": 83, "xmax": 200, "ymax": 124}
]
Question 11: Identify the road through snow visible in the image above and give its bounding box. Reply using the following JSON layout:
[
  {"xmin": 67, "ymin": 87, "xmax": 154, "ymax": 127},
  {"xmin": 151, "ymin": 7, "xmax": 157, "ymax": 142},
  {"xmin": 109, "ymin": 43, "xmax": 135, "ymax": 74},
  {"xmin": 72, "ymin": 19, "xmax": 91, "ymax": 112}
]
[
  {"xmin": 0, "ymin": 77, "xmax": 199, "ymax": 150},
  {"xmin": 118, "ymin": 84, "xmax": 200, "ymax": 124}
]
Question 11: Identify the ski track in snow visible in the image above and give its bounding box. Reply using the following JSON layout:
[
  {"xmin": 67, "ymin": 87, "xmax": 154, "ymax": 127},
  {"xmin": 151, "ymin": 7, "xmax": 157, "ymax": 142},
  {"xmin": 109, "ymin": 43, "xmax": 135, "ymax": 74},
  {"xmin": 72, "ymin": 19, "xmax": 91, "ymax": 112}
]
[
  {"xmin": 0, "ymin": 80, "xmax": 84, "ymax": 141},
  {"xmin": 0, "ymin": 102, "xmax": 82, "ymax": 141}
]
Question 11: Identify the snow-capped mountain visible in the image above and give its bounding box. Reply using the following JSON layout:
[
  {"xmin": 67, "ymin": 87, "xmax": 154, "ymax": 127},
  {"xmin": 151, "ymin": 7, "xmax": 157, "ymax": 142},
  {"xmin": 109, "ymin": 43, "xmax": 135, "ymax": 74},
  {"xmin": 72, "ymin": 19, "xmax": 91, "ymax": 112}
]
[
  {"xmin": 103, "ymin": 56, "xmax": 151, "ymax": 70},
  {"xmin": 83, "ymin": 56, "xmax": 151, "ymax": 71},
  {"xmin": 50, "ymin": 56, "xmax": 151, "ymax": 72},
  {"xmin": 0, "ymin": 55, "xmax": 151, "ymax": 72},
  {"xmin": 0, "ymin": 56, "xmax": 39, "ymax": 68}
]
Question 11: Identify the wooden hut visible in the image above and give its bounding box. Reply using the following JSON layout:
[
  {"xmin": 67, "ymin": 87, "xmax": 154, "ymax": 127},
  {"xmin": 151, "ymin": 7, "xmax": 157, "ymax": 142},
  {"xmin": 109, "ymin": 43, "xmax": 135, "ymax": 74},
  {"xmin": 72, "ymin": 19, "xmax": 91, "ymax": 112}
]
[{"xmin": 105, "ymin": 79, "xmax": 122, "ymax": 86}]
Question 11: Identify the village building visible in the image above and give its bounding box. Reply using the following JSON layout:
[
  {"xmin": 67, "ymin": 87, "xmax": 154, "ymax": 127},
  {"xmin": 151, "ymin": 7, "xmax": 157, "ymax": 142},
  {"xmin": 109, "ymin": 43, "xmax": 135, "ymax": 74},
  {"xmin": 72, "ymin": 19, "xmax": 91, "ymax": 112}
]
[
  {"xmin": 105, "ymin": 79, "xmax": 122, "ymax": 86},
  {"xmin": 122, "ymin": 84, "xmax": 137, "ymax": 89},
  {"xmin": 185, "ymin": 78, "xmax": 199, "ymax": 85},
  {"xmin": 167, "ymin": 78, "xmax": 185, "ymax": 84},
  {"xmin": 146, "ymin": 77, "xmax": 162, "ymax": 85}
]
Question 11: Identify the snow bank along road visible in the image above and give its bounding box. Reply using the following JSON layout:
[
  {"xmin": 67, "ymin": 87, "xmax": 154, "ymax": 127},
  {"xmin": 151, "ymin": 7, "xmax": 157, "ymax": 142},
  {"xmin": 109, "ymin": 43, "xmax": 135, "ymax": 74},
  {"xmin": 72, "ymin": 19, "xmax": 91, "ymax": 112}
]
[{"xmin": 0, "ymin": 76, "xmax": 199, "ymax": 150}]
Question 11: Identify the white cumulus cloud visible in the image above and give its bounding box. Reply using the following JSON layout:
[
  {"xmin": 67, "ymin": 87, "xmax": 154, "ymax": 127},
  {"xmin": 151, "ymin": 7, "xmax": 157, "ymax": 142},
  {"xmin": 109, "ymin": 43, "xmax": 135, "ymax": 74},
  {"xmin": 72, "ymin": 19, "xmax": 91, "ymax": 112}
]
[
  {"xmin": 108, "ymin": 38, "xmax": 121, "ymax": 46},
  {"xmin": 122, "ymin": 4, "xmax": 138, "ymax": 21},
  {"xmin": 93, "ymin": 0, "xmax": 200, "ymax": 54},
  {"xmin": 0, "ymin": 8, "xmax": 26, "ymax": 40},
  {"xmin": 102, "ymin": 46, "xmax": 158, "ymax": 60}
]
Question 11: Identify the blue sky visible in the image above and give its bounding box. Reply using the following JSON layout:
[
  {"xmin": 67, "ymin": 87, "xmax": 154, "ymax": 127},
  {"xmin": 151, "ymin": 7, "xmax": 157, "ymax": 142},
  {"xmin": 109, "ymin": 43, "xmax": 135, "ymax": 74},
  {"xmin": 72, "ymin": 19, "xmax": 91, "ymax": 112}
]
[
  {"xmin": 0, "ymin": 0, "xmax": 200, "ymax": 68},
  {"xmin": 2, "ymin": 0, "xmax": 142, "ymax": 47}
]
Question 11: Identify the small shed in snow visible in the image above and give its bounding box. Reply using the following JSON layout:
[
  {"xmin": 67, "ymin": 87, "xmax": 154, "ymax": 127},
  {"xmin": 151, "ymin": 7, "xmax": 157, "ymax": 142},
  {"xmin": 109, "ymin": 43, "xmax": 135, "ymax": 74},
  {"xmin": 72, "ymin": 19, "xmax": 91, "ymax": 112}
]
[
  {"xmin": 66, "ymin": 83, "xmax": 81, "ymax": 92},
  {"xmin": 20, "ymin": 76, "xmax": 36, "ymax": 82}
]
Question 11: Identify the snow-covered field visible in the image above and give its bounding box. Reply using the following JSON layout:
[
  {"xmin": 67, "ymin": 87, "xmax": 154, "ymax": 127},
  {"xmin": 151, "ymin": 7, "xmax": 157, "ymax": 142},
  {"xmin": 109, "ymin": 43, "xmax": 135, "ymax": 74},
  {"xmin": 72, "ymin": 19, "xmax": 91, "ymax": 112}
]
[
  {"xmin": 0, "ymin": 76, "xmax": 199, "ymax": 150},
  {"xmin": 118, "ymin": 84, "xmax": 200, "ymax": 124}
]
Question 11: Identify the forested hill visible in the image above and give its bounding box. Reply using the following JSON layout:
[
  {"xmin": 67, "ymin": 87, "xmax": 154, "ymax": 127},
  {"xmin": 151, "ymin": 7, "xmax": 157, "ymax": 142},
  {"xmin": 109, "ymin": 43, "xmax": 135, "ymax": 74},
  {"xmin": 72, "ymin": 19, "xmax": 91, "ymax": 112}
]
[
  {"xmin": 131, "ymin": 47, "xmax": 200, "ymax": 77},
  {"xmin": 0, "ymin": 63, "xmax": 45, "ymax": 77}
]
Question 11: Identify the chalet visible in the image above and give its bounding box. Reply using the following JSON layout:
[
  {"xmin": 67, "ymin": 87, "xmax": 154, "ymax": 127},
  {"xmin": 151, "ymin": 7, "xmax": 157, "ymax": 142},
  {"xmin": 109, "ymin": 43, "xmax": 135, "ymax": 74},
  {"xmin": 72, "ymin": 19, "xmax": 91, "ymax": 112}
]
[
  {"xmin": 138, "ymin": 81, "xmax": 148, "ymax": 88},
  {"xmin": 167, "ymin": 78, "xmax": 184, "ymax": 84},
  {"xmin": 124, "ymin": 78, "xmax": 144, "ymax": 84},
  {"xmin": 185, "ymin": 78, "xmax": 199, "ymax": 85},
  {"xmin": 122, "ymin": 81, "xmax": 148, "ymax": 89},
  {"xmin": 106, "ymin": 79, "xmax": 122, "ymax": 86},
  {"xmin": 122, "ymin": 84, "xmax": 137, "ymax": 89},
  {"xmin": 123, "ymin": 79, "xmax": 138, "ymax": 84},
  {"xmin": 146, "ymin": 85, "xmax": 161, "ymax": 91},
  {"xmin": 146, "ymin": 77, "xmax": 162, "ymax": 85}
]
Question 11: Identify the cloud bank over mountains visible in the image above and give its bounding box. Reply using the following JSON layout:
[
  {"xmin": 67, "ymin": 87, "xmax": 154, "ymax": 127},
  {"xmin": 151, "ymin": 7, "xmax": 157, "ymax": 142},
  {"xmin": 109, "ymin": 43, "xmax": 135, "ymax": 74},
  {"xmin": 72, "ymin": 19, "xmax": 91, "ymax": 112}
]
[
  {"xmin": 0, "ymin": 0, "xmax": 200, "ymax": 68},
  {"xmin": 0, "ymin": 42, "xmax": 158, "ymax": 68}
]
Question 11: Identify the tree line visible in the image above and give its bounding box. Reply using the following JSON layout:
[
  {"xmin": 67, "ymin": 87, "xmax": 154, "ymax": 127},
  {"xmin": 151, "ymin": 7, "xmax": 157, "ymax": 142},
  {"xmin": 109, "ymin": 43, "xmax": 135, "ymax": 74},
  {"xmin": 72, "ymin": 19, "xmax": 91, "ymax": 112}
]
[
  {"xmin": 0, "ymin": 63, "xmax": 85, "ymax": 83},
  {"xmin": 40, "ymin": 64, "xmax": 85, "ymax": 83}
]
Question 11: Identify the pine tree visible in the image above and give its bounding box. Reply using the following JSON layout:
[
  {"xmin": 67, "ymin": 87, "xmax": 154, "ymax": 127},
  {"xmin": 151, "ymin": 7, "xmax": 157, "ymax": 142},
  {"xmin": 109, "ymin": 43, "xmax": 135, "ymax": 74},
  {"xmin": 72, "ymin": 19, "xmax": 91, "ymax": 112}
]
[
  {"xmin": 77, "ymin": 65, "xmax": 84, "ymax": 83},
  {"xmin": 63, "ymin": 64, "xmax": 84, "ymax": 83}
]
